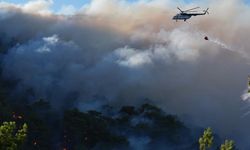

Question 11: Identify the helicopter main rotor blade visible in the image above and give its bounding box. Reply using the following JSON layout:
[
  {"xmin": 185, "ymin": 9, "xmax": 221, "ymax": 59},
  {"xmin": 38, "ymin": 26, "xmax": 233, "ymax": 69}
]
[
  {"xmin": 177, "ymin": 7, "xmax": 183, "ymax": 12},
  {"xmin": 183, "ymin": 7, "xmax": 200, "ymax": 12}
]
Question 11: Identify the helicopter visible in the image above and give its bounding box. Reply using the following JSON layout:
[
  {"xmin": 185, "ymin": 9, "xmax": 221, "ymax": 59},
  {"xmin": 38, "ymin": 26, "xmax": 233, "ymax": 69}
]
[{"xmin": 173, "ymin": 7, "xmax": 209, "ymax": 22}]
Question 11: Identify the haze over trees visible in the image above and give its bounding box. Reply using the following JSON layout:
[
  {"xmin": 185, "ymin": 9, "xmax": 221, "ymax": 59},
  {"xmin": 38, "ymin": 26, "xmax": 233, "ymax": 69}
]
[{"xmin": 0, "ymin": 92, "xmax": 237, "ymax": 150}]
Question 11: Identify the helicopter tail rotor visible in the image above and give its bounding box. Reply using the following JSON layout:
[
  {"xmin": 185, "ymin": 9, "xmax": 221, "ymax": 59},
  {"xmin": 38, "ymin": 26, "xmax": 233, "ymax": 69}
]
[{"xmin": 204, "ymin": 8, "xmax": 209, "ymax": 14}]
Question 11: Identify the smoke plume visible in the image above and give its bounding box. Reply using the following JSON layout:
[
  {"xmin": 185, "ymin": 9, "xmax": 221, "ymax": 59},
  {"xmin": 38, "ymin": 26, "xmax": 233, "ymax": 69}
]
[{"xmin": 1, "ymin": 0, "xmax": 250, "ymax": 148}]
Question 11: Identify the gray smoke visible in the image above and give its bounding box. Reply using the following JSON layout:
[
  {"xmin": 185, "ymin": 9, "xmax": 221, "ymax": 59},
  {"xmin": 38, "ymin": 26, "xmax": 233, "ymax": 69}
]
[
  {"xmin": 128, "ymin": 136, "xmax": 151, "ymax": 150},
  {"xmin": 1, "ymin": 0, "xmax": 250, "ymax": 148}
]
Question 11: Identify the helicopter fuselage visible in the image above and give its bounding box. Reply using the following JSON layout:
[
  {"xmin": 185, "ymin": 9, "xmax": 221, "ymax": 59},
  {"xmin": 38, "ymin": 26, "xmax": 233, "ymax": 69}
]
[
  {"xmin": 172, "ymin": 7, "xmax": 208, "ymax": 22},
  {"xmin": 172, "ymin": 13, "xmax": 192, "ymax": 21}
]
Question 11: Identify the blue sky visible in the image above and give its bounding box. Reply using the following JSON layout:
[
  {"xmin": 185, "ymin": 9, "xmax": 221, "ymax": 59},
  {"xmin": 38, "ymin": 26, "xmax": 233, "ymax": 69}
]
[
  {"xmin": 3, "ymin": 0, "xmax": 91, "ymax": 11},
  {"xmin": 3, "ymin": 0, "xmax": 250, "ymax": 11},
  {"xmin": 1, "ymin": 0, "xmax": 190, "ymax": 11}
]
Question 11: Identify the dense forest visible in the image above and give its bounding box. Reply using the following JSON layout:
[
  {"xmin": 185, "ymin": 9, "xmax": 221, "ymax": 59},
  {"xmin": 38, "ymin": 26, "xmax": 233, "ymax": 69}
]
[
  {"xmin": 0, "ymin": 83, "xmax": 236, "ymax": 150},
  {"xmin": 0, "ymin": 95, "xmax": 195, "ymax": 149}
]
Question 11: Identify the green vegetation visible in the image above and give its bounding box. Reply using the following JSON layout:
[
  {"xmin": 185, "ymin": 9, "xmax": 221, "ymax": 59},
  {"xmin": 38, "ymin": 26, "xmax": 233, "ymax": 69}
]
[
  {"xmin": 63, "ymin": 109, "xmax": 128, "ymax": 149},
  {"xmin": 0, "ymin": 79, "xmax": 238, "ymax": 150},
  {"xmin": 0, "ymin": 121, "xmax": 27, "ymax": 150},
  {"xmin": 220, "ymin": 140, "xmax": 235, "ymax": 150},
  {"xmin": 0, "ymin": 98, "xmax": 194, "ymax": 149},
  {"xmin": 0, "ymin": 93, "xmax": 239, "ymax": 150},
  {"xmin": 199, "ymin": 127, "xmax": 214, "ymax": 150},
  {"xmin": 199, "ymin": 128, "xmax": 236, "ymax": 150}
]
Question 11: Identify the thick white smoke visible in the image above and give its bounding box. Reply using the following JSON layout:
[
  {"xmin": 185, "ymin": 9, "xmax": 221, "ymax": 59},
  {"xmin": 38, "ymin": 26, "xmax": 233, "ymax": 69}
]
[
  {"xmin": 2, "ymin": 26, "xmax": 204, "ymax": 107},
  {"xmin": 1, "ymin": 0, "xmax": 250, "ymax": 148}
]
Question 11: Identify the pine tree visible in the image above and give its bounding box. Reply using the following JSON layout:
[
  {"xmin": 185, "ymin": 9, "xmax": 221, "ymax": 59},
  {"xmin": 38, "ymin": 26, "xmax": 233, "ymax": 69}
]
[
  {"xmin": 0, "ymin": 121, "xmax": 28, "ymax": 150},
  {"xmin": 220, "ymin": 140, "xmax": 235, "ymax": 150},
  {"xmin": 199, "ymin": 127, "xmax": 214, "ymax": 150}
]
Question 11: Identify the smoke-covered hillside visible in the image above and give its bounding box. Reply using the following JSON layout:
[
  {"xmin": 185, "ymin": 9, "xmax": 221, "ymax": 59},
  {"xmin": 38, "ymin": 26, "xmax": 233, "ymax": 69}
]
[{"xmin": 1, "ymin": 0, "xmax": 250, "ymax": 149}]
